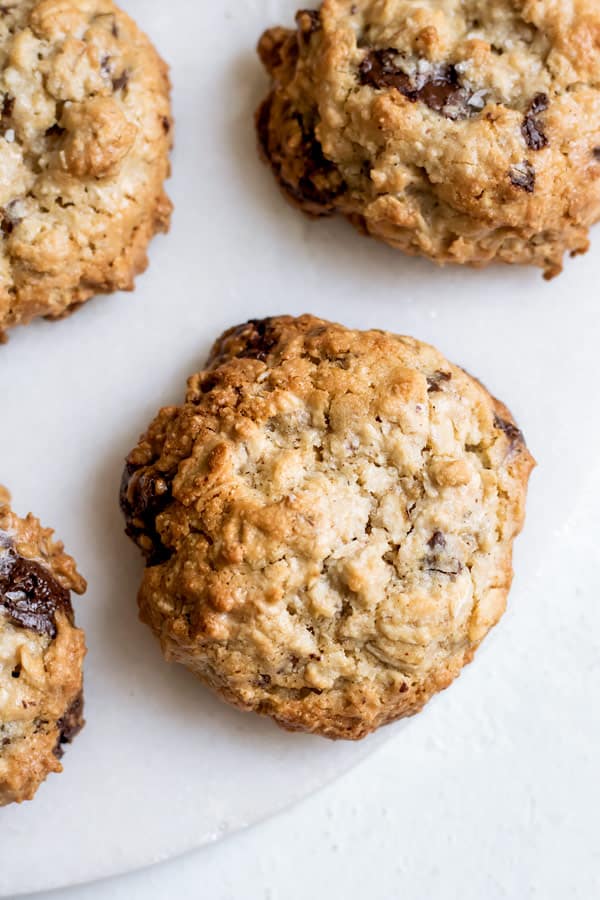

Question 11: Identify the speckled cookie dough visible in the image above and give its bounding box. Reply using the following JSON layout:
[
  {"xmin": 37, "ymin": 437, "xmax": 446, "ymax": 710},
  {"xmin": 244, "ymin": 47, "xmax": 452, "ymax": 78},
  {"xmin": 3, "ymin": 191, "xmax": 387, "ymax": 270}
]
[
  {"xmin": 0, "ymin": 486, "xmax": 86, "ymax": 805},
  {"xmin": 256, "ymin": 1, "xmax": 600, "ymax": 277},
  {"xmin": 121, "ymin": 315, "xmax": 534, "ymax": 740},
  {"xmin": 0, "ymin": 0, "xmax": 172, "ymax": 339}
]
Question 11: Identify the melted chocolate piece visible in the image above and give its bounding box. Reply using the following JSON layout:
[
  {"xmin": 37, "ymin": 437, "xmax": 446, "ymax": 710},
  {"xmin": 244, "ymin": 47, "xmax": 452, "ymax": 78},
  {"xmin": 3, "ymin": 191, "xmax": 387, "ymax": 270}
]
[
  {"xmin": 427, "ymin": 370, "xmax": 452, "ymax": 393},
  {"xmin": 1, "ymin": 95, "xmax": 13, "ymax": 119},
  {"xmin": 522, "ymin": 93, "xmax": 548, "ymax": 151},
  {"xmin": 112, "ymin": 70, "xmax": 129, "ymax": 92},
  {"xmin": 428, "ymin": 531, "xmax": 446, "ymax": 550},
  {"xmin": 0, "ymin": 543, "xmax": 73, "ymax": 638},
  {"xmin": 256, "ymin": 93, "xmax": 345, "ymax": 213},
  {"xmin": 1, "ymin": 199, "xmax": 22, "ymax": 236},
  {"xmin": 509, "ymin": 161, "xmax": 535, "ymax": 193},
  {"xmin": 0, "ymin": 212, "xmax": 13, "ymax": 235},
  {"xmin": 100, "ymin": 54, "xmax": 112, "ymax": 77},
  {"xmin": 493, "ymin": 414, "xmax": 524, "ymax": 448},
  {"xmin": 236, "ymin": 318, "xmax": 280, "ymax": 362},
  {"xmin": 359, "ymin": 49, "xmax": 476, "ymax": 120},
  {"xmin": 296, "ymin": 8, "xmax": 321, "ymax": 37},
  {"xmin": 593, "ymin": 148, "xmax": 600, "ymax": 161},
  {"xmin": 529, "ymin": 93, "xmax": 549, "ymax": 116},
  {"xmin": 45, "ymin": 123, "xmax": 65, "ymax": 138},
  {"xmin": 120, "ymin": 464, "xmax": 173, "ymax": 566},
  {"xmin": 288, "ymin": 114, "xmax": 346, "ymax": 209},
  {"xmin": 53, "ymin": 691, "xmax": 84, "ymax": 759}
]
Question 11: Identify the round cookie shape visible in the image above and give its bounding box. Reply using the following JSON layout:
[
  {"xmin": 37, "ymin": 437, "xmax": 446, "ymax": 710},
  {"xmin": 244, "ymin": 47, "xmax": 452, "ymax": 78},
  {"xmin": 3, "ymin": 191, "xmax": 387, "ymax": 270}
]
[
  {"xmin": 256, "ymin": 1, "xmax": 600, "ymax": 277},
  {"xmin": 121, "ymin": 315, "xmax": 534, "ymax": 740},
  {"xmin": 0, "ymin": 0, "xmax": 172, "ymax": 339},
  {"xmin": 0, "ymin": 487, "xmax": 86, "ymax": 805}
]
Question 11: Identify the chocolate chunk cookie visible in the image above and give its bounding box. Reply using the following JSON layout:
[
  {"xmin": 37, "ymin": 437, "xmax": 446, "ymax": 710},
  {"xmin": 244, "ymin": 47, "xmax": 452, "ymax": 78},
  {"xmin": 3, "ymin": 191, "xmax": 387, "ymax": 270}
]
[
  {"xmin": 0, "ymin": 0, "xmax": 172, "ymax": 339},
  {"xmin": 256, "ymin": 1, "xmax": 600, "ymax": 277},
  {"xmin": 121, "ymin": 315, "xmax": 534, "ymax": 740},
  {"xmin": 0, "ymin": 487, "xmax": 86, "ymax": 804}
]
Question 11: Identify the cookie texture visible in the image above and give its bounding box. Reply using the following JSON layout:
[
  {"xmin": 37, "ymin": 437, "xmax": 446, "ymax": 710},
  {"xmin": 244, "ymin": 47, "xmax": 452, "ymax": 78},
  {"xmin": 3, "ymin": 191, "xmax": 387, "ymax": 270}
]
[
  {"xmin": 0, "ymin": 486, "xmax": 86, "ymax": 805},
  {"xmin": 0, "ymin": 0, "xmax": 172, "ymax": 339},
  {"xmin": 256, "ymin": 1, "xmax": 600, "ymax": 277},
  {"xmin": 121, "ymin": 315, "xmax": 534, "ymax": 740}
]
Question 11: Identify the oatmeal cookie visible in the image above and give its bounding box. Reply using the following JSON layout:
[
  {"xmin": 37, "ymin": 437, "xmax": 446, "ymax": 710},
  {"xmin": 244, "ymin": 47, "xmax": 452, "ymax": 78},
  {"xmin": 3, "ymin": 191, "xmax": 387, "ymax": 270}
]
[
  {"xmin": 121, "ymin": 315, "xmax": 534, "ymax": 740},
  {"xmin": 0, "ymin": 0, "xmax": 172, "ymax": 339},
  {"xmin": 256, "ymin": 1, "xmax": 600, "ymax": 277},
  {"xmin": 0, "ymin": 486, "xmax": 86, "ymax": 804}
]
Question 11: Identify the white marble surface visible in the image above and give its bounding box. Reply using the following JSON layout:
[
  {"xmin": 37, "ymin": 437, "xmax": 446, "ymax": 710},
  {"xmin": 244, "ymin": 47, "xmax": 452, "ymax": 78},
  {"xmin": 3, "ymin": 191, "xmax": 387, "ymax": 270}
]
[{"xmin": 2, "ymin": 0, "xmax": 600, "ymax": 895}]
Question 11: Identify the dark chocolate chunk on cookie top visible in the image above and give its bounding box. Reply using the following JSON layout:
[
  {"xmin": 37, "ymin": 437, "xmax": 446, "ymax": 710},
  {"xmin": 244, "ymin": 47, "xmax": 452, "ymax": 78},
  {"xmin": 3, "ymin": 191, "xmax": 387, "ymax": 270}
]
[
  {"xmin": 358, "ymin": 49, "xmax": 483, "ymax": 120},
  {"xmin": 296, "ymin": 8, "xmax": 321, "ymax": 36},
  {"xmin": 494, "ymin": 413, "xmax": 525, "ymax": 450},
  {"xmin": 522, "ymin": 93, "xmax": 549, "ymax": 151},
  {"xmin": 509, "ymin": 161, "xmax": 535, "ymax": 193},
  {"xmin": 119, "ymin": 465, "xmax": 174, "ymax": 566},
  {"xmin": 0, "ymin": 538, "xmax": 73, "ymax": 638},
  {"xmin": 53, "ymin": 691, "xmax": 85, "ymax": 759}
]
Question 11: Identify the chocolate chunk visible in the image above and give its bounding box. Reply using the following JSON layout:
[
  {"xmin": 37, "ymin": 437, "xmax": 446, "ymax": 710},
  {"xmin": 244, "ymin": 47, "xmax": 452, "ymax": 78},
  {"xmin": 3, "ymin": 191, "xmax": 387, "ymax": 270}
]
[
  {"xmin": 359, "ymin": 49, "xmax": 478, "ymax": 120},
  {"xmin": 100, "ymin": 54, "xmax": 112, "ymax": 77},
  {"xmin": 509, "ymin": 161, "xmax": 535, "ymax": 193},
  {"xmin": 53, "ymin": 691, "xmax": 84, "ymax": 759},
  {"xmin": 120, "ymin": 463, "xmax": 174, "ymax": 566},
  {"xmin": 258, "ymin": 674, "xmax": 271, "ymax": 686},
  {"xmin": 1, "ymin": 95, "xmax": 13, "ymax": 119},
  {"xmin": 112, "ymin": 70, "xmax": 129, "ymax": 92},
  {"xmin": 0, "ymin": 544, "xmax": 73, "ymax": 638},
  {"xmin": 359, "ymin": 49, "xmax": 412, "ymax": 94},
  {"xmin": 162, "ymin": 116, "xmax": 170, "ymax": 134},
  {"xmin": 296, "ymin": 9, "xmax": 321, "ymax": 38},
  {"xmin": 236, "ymin": 318, "xmax": 280, "ymax": 362},
  {"xmin": 0, "ymin": 212, "xmax": 13, "ymax": 235},
  {"xmin": 427, "ymin": 370, "xmax": 452, "ymax": 393},
  {"xmin": 529, "ymin": 93, "xmax": 548, "ymax": 116},
  {"xmin": 522, "ymin": 93, "xmax": 548, "ymax": 151},
  {"xmin": 493, "ymin": 414, "xmax": 524, "ymax": 449},
  {"xmin": 45, "ymin": 123, "xmax": 65, "ymax": 138},
  {"xmin": 256, "ymin": 92, "xmax": 345, "ymax": 214},
  {"xmin": 593, "ymin": 148, "xmax": 600, "ymax": 161},
  {"xmin": 1, "ymin": 199, "xmax": 22, "ymax": 235},
  {"xmin": 428, "ymin": 531, "xmax": 446, "ymax": 550}
]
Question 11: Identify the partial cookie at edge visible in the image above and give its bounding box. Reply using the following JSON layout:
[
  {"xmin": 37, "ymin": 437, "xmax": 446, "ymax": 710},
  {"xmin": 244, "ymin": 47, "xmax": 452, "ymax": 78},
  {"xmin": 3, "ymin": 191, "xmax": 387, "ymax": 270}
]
[
  {"xmin": 256, "ymin": 0, "xmax": 600, "ymax": 277},
  {"xmin": 0, "ymin": 487, "xmax": 86, "ymax": 805},
  {"xmin": 0, "ymin": 0, "xmax": 173, "ymax": 339}
]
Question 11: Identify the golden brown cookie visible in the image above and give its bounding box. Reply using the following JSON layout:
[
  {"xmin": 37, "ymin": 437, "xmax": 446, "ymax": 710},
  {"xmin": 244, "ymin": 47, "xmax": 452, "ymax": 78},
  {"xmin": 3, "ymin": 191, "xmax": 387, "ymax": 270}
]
[
  {"xmin": 0, "ymin": 0, "xmax": 172, "ymax": 339},
  {"xmin": 121, "ymin": 315, "xmax": 534, "ymax": 740},
  {"xmin": 256, "ymin": 1, "xmax": 600, "ymax": 277},
  {"xmin": 0, "ymin": 487, "xmax": 86, "ymax": 805}
]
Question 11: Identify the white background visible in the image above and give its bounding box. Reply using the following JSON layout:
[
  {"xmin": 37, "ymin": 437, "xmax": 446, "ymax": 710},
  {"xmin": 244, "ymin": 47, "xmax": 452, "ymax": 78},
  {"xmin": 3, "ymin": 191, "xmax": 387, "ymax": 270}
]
[{"xmin": 2, "ymin": 1, "xmax": 600, "ymax": 896}]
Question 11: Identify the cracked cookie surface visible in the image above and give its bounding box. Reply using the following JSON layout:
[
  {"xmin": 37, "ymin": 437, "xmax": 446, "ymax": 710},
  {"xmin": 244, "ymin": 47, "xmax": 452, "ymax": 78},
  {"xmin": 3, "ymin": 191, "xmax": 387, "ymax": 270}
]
[
  {"xmin": 0, "ymin": 486, "xmax": 86, "ymax": 805},
  {"xmin": 121, "ymin": 315, "xmax": 534, "ymax": 740},
  {"xmin": 0, "ymin": 0, "xmax": 172, "ymax": 339},
  {"xmin": 257, "ymin": 0, "xmax": 600, "ymax": 277}
]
